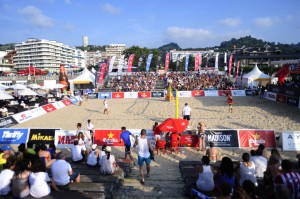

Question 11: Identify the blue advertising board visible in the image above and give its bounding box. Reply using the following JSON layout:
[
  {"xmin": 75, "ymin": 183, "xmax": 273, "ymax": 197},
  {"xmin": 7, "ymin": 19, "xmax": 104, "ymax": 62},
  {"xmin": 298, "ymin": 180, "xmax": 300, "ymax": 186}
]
[
  {"xmin": 69, "ymin": 97, "xmax": 78, "ymax": 104},
  {"xmin": 98, "ymin": 92, "xmax": 112, "ymax": 99},
  {"xmin": 0, "ymin": 128, "xmax": 29, "ymax": 144}
]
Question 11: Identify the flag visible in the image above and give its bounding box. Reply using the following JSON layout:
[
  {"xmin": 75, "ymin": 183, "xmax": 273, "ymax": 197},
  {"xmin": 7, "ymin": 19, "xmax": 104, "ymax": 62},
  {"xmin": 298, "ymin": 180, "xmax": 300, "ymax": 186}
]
[
  {"xmin": 146, "ymin": 54, "xmax": 153, "ymax": 72},
  {"xmin": 195, "ymin": 53, "xmax": 199, "ymax": 71},
  {"xmin": 185, "ymin": 54, "xmax": 190, "ymax": 72},
  {"xmin": 165, "ymin": 53, "xmax": 170, "ymax": 72},
  {"xmin": 224, "ymin": 52, "xmax": 227, "ymax": 64},
  {"xmin": 229, "ymin": 55, "xmax": 233, "ymax": 76},
  {"xmin": 215, "ymin": 53, "xmax": 219, "ymax": 71},
  {"xmin": 199, "ymin": 53, "xmax": 202, "ymax": 70},
  {"xmin": 98, "ymin": 63, "xmax": 107, "ymax": 84},
  {"xmin": 127, "ymin": 54, "xmax": 135, "ymax": 72},
  {"xmin": 108, "ymin": 56, "xmax": 116, "ymax": 72},
  {"xmin": 236, "ymin": 61, "xmax": 240, "ymax": 82}
]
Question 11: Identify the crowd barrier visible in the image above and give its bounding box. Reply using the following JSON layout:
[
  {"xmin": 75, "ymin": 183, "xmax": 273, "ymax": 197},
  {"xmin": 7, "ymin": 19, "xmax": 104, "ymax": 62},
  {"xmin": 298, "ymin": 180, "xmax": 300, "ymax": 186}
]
[
  {"xmin": 264, "ymin": 91, "xmax": 300, "ymax": 108},
  {"xmin": 3, "ymin": 127, "xmax": 298, "ymax": 151}
]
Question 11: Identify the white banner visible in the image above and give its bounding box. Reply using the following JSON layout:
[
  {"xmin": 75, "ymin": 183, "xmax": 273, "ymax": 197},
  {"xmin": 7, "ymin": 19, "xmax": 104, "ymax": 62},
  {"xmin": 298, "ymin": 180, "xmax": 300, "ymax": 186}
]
[
  {"xmin": 108, "ymin": 56, "xmax": 116, "ymax": 73},
  {"xmin": 204, "ymin": 90, "xmax": 219, "ymax": 96},
  {"xmin": 51, "ymin": 101, "xmax": 66, "ymax": 110},
  {"xmin": 231, "ymin": 90, "xmax": 246, "ymax": 96},
  {"xmin": 12, "ymin": 107, "xmax": 47, "ymax": 124},
  {"xmin": 178, "ymin": 91, "xmax": 192, "ymax": 97},
  {"xmin": 265, "ymin": 92, "xmax": 277, "ymax": 101},
  {"xmin": 124, "ymin": 92, "xmax": 138, "ymax": 99},
  {"xmin": 282, "ymin": 131, "xmax": 300, "ymax": 151},
  {"xmin": 128, "ymin": 129, "xmax": 155, "ymax": 147},
  {"xmin": 55, "ymin": 130, "xmax": 77, "ymax": 149}
]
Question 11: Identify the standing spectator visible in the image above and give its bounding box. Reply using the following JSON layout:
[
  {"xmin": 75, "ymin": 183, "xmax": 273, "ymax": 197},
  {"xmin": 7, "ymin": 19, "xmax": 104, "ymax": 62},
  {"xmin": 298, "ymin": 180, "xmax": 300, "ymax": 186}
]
[
  {"xmin": 153, "ymin": 122, "xmax": 161, "ymax": 141},
  {"xmin": 206, "ymin": 142, "xmax": 218, "ymax": 163},
  {"xmin": 0, "ymin": 156, "xmax": 15, "ymax": 196},
  {"xmin": 99, "ymin": 146, "xmax": 118, "ymax": 175},
  {"xmin": 182, "ymin": 103, "xmax": 191, "ymax": 128},
  {"xmin": 275, "ymin": 159, "xmax": 300, "ymax": 199},
  {"xmin": 103, "ymin": 96, "xmax": 109, "ymax": 114},
  {"xmin": 238, "ymin": 153, "xmax": 257, "ymax": 187},
  {"xmin": 86, "ymin": 119, "xmax": 95, "ymax": 144},
  {"xmin": 29, "ymin": 159, "xmax": 60, "ymax": 198},
  {"xmin": 119, "ymin": 126, "xmax": 135, "ymax": 161},
  {"xmin": 51, "ymin": 152, "xmax": 80, "ymax": 187},
  {"xmin": 197, "ymin": 122, "xmax": 206, "ymax": 151},
  {"xmin": 251, "ymin": 148, "xmax": 267, "ymax": 178},
  {"xmin": 76, "ymin": 123, "xmax": 84, "ymax": 135},
  {"xmin": 134, "ymin": 129, "xmax": 154, "ymax": 184},
  {"xmin": 196, "ymin": 155, "xmax": 215, "ymax": 192}
]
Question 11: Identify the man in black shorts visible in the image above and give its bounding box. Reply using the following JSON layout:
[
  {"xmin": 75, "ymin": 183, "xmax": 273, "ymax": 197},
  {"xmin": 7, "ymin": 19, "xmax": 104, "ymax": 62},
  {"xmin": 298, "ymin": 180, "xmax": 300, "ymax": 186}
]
[
  {"xmin": 182, "ymin": 103, "xmax": 192, "ymax": 127},
  {"xmin": 119, "ymin": 126, "xmax": 134, "ymax": 161}
]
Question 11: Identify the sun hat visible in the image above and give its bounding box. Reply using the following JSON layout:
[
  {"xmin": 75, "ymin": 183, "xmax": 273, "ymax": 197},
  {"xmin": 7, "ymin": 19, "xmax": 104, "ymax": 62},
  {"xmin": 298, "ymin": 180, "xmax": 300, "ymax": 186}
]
[
  {"xmin": 92, "ymin": 144, "xmax": 97, "ymax": 150},
  {"xmin": 105, "ymin": 146, "xmax": 112, "ymax": 153}
]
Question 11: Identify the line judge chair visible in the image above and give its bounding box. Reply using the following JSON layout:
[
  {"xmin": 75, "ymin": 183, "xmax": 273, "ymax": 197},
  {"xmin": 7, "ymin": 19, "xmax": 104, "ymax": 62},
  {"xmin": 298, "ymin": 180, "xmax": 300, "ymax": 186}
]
[
  {"xmin": 156, "ymin": 140, "xmax": 166, "ymax": 155},
  {"xmin": 170, "ymin": 140, "xmax": 180, "ymax": 154}
]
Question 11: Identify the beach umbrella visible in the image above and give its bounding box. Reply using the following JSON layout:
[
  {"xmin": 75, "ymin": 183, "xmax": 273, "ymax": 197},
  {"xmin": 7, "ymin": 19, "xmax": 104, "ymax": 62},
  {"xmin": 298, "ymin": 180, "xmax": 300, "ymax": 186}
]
[
  {"xmin": 10, "ymin": 84, "xmax": 27, "ymax": 90},
  {"xmin": 28, "ymin": 83, "xmax": 42, "ymax": 89},
  {"xmin": 18, "ymin": 88, "xmax": 38, "ymax": 96},
  {"xmin": 157, "ymin": 118, "xmax": 189, "ymax": 133},
  {"xmin": 0, "ymin": 91, "xmax": 14, "ymax": 100}
]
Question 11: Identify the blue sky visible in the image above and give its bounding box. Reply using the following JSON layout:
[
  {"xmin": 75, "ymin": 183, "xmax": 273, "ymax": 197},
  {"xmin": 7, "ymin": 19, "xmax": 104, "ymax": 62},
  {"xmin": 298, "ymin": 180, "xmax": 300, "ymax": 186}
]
[{"xmin": 0, "ymin": 0, "xmax": 299, "ymax": 48}]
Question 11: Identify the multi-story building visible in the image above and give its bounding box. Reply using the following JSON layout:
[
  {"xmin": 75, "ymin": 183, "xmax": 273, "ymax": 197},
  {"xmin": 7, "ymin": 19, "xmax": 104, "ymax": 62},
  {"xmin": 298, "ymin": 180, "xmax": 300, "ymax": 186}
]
[
  {"xmin": 170, "ymin": 49, "xmax": 214, "ymax": 62},
  {"xmin": 13, "ymin": 38, "xmax": 85, "ymax": 72},
  {"xmin": 0, "ymin": 50, "xmax": 16, "ymax": 73},
  {"xmin": 104, "ymin": 44, "xmax": 126, "ymax": 69},
  {"xmin": 74, "ymin": 49, "xmax": 86, "ymax": 68},
  {"xmin": 84, "ymin": 50, "xmax": 103, "ymax": 66}
]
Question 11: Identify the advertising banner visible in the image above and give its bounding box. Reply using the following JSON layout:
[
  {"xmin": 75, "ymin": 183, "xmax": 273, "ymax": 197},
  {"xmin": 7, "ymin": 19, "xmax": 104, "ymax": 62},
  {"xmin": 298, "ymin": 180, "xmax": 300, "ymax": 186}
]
[
  {"xmin": 178, "ymin": 91, "xmax": 192, "ymax": 97},
  {"xmin": 191, "ymin": 90, "xmax": 205, "ymax": 97},
  {"xmin": 94, "ymin": 129, "xmax": 122, "ymax": 146},
  {"xmin": 138, "ymin": 92, "xmax": 151, "ymax": 98},
  {"xmin": 69, "ymin": 97, "xmax": 78, "ymax": 104},
  {"xmin": 165, "ymin": 53, "xmax": 170, "ymax": 72},
  {"xmin": 61, "ymin": 99, "xmax": 72, "ymax": 106},
  {"xmin": 238, "ymin": 129, "xmax": 276, "ymax": 148},
  {"xmin": 0, "ymin": 128, "xmax": 29, "ymax": 144},
  {"xmin": 146, "ymin": 54, "xmax": 153, "ymax": 72},
  {"xmin": 276, "ymin": 94, "xmax": 287, "ymax": 104},
  {"xmin": 127, "ymin": 54, "xmax": 135, "ymax": 73},
  {"xmin": 28, "ymin": 128, "xmax": 60, "ymax": 144},
  {"xmin": 54, "ymin": 130, "xmax": 77, "ymax": 148},
  {"xmin": 98, "ymin": 92, "xmax": 112, "ymax": 99},
  {"xmin": 151, "ymin": 91, "xmax": 164, "ymax": 98},
  {"xmin": 265, "ymin": 92, "xmax": 277, "ymax": 101},
  {"xmin": 51, "ymin": 101, "xmax": 66, "ymax": 110},
  {"xmin": 0, "ymin": 117, "xmax": 18, "ymax": 128},
  {"xmin": 287, "ymin": 97, "xmax": 299, "ymax": 107},
  {"xmin": 180, "ymin": 135, "xmax": 199, "ymax": 147},
  {"xmin": 218, "ymin": 90, "xmax": 231, "ymax": 97},
  {"xmin": 112, "ymin": 92, "xmax": 124, "ymax": 99},
  {"xmin": 88, "ymin": 93, "xmax": 98, "ymax": 99},
  {"xmin": 245, "ymin": 90, "xmax": 257, "ymax": 96},
  {"xmin": 42, "ymin": 104, "xmax": 57, "ymax": 113},
  {"xmin": 205, "ymin": 129, "xmax": 239, "ymax": 147},
  {"xmin": 282, "ymin": 131, "xmax": 300, "ymax": 151},
  {"xmin": 124, "ymin": 92, "xmax": 138, "ymax": 99},
  {"xmin": 129, "ymin": 129, "xmax": 155, "ymax": 147},
  {"xmin": 12, "ymin": 107, "xmax": 47, "ymax": 124},
  {"xmin": 204, "ymin": 90, "xmax": 219, "ymax": 96},
  {"xmin": 231, "ymin": 90, "xmax": 246, "ymax": 96}
]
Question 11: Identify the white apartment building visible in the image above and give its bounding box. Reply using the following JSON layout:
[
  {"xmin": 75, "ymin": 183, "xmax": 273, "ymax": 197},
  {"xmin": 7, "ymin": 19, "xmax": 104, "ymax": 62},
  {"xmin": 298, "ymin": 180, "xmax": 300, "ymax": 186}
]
[
  {"xmin": 74, "ymin": 49, "xmax": 86, "ymax": 68},
  {"xmin": 104, "ymin": 44, "xmax": 126, "ymax": 68},
  {"xmin": 14, "ymin": 38, "xmax": 84, "ymax": 72},
  {"xmin": 84, "ymin": 50, "xmax": 103, "ymax": 66},
  {"xmin": 170, "ymin": 49, "xmax": 214, "ymax": 61}
]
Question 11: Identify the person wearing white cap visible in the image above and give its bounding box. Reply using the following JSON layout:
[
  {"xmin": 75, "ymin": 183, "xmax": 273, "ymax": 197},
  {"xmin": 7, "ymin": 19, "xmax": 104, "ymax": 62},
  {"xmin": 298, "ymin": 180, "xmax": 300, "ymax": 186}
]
[
  {"xmin": 87, "ymin": 144, "xmax": 99, "ymax": 167},
  {"xmin": 99, "ymin": 146, "xmax": 117, "ymax": 175}
]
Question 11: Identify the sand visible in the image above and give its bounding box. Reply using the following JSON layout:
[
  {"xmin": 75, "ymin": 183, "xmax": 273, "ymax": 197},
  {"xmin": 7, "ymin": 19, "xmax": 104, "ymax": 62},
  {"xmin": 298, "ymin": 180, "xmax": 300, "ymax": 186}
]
[{"xmin": 12, "ymin": 96, "xmax": 300, "ymax": 162}]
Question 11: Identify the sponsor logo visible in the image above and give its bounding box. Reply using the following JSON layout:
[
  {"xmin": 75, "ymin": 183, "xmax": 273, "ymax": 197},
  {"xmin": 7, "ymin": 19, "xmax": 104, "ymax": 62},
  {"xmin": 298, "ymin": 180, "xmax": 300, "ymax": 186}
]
[
  {"xmin": 0, "ymin": 119, "xmax": 13, "ymax": 127},
  {"xmin": 268, "ymin": 94, "xmax": 275, "ymax": 99},
  {"xmin": 103, "ymin": 132, "xmax": 119, "ymax": 144},
  {"xmin": 31, "ymin": 133, "xmax": 54, "ymax": 141},
  {"xmin": 2, "ymin": 130, "xmax": 23, "ymax": 140},
  {"xmin": 248, "ymin": 132, "xmax": 265, "ymax": 146},
  {"xmin": 57, "ymin": 135, "xmax": 77, "ymax": 144},
  {"xmin": 207, "ymin": 134, "xmax": 231, "ymax": 142},
  {"xmin": 19, "ymin": 114, "xmax": 32, "ymax": 122}
]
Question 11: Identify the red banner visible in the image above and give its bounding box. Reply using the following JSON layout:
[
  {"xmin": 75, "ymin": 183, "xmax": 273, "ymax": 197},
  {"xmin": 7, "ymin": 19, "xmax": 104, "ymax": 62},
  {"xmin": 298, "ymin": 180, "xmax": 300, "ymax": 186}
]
[
  {"xmin": 180, "ymin": 135, "xmax": 199, "ymax": 147},
  {"xmin": 127, "ymin": 54, "xmax": 135, "ymax": 72},
  {"xmin": 98, "ymin": 63, "xmax": 106, "ymax": 84},
  {"xmin": 138, "ymin": 92, "xmax": 151, "ymax": 98},
  {"xmin": 195, "ymin": 53, "xmax": 199, "ymax": 71},
  {"xmin": 42, "ymin": 104, "xmax": 57, "ymax": 113},
  {"xmin": 112, "ymin": 92, "xmax": 124, "ymax": 99},
  {"xmin": 238, "ymin": 130, "xmax": 276, "ymax": 148},
  {"xmin": 61, "ymin": 99, "xmax": 72, "ymax": 106},
  {"xmin": 229, "ymin": 55, "xmax": 233, "ymax": 75},
  {"xmin": 165, "ymin": 53, "xmax": 170, "ymax": 72},
  {"xmin": 218, "ymin": 90, "xmax": 231, "ymax": 96},
  {"xmin": 191, "ymin": 90, "xmax": 205, "ymax": 97},
  {"xmin": 276, "ymin": 94, "xmax": 287, "ymax": 103},
  {"xmin": 94, "ymin": 130, "xmax": 123, "ymax": 146}
]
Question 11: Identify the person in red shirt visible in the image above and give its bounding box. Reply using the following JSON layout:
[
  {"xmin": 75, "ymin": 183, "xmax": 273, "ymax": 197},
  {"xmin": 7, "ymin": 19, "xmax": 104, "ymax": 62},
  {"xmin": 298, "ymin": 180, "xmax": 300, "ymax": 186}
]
[
  {"xmin": 227, "ymin": 95, "xmax": 233, "ymax": 113},
  {"xmin": 153, "ymin": 122, "xmax": 161, "ymax": 141}
]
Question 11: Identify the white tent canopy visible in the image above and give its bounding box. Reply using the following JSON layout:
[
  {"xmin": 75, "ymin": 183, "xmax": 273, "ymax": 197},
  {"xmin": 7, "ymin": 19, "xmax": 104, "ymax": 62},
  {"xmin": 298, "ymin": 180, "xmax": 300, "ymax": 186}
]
[
  {"xmin": 69, "ymin": 67, "xmax": 95, "ymax": 86},
  {"xmin": 242, "ymin": 64, "xmax": 271, "ymax": 88}
]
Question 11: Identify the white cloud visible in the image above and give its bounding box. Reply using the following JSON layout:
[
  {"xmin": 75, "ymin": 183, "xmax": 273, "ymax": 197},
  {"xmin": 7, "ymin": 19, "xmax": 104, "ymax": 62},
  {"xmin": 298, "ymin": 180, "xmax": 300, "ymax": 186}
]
[
  {"xmin": 253, "ymin": 17, "xmax": 279, "ymax": 28},
  {"xmin": 19, "ymin": 6, "xmax": 54, "ymax": 28},
  {"xmin": 102, "ymin": 3, "xmax": 120, "ymax": 14},
  {"xmin": 225, "ymin": 29, "xmax": 251, "ymax": 39},
  {"xmin": 63, "ymin": 23, "xmax": 75, "ymax": 31},
  {"xmin": 64, "ymin": 0, "xmax": 71, "ymax": 4},
  {"xmin": 219, "ymin": 18, "xmax": 241, "ymax": 27}
]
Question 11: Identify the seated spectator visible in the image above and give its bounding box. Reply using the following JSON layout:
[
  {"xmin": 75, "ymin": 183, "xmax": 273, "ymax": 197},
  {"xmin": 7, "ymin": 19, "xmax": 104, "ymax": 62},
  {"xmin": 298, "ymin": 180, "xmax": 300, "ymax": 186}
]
[
  {"xmin": 206, "ymin": 142, "xmax": 218, "ymax": 163},
  {"xmin": 46, "ymin": 141, "xmax": 56, "ymax": 159},
  {"xmin": 231, "ymin": 186, "xmax": 250, "ymax": 199},
  {"xmin": 196, "ymin": 155, "xmax": 215, "ymax": 192},
  {"xmin": 218, "ymin": 182, "xmax": 232, "ymax": 199},
  {"xmin": 258, "ymin": 144, "xmax": 270, "ymax": 159},
  {"xmin": 71, "ymin": 140, "xmax": 85, "ymax": 163},
  {"xmin": 99, "ymin": 145, "xmax": 107, "ymax": 161},
  {"xmin": 267, "ymin": 152, "xmax": 281, "ymax": 183},
  {"xmin": 87, "ymin": 144, "xmax": 99, "ymax": 167},
  {"xmin": 242, "ymin": 180, "xmax": 258, "ymax": 199},
  {"xmin": 18, "ymin": 143, "xmax": 26, "ymax": 153},
  {"xmin": 238, "ymin": 153, "xmax": 257, "ymax": 187},
  {"xmin": 51, "ymin": 152, "xmax": 80, "ymax": 187},
  {"xmin": 215, "ymin": 157, "xmax": 236, "ymax": 193},
  {"xmin": 251, "ymin": 148, "xmax": 267, "ymax": 178},
  {"xmin": 20, "ymin": 101, "xmax": 29, "ymax": 110},
  {"xmin": 38, "ymin": 143, "xmax": 56, "ymax": 168},
  {"xmin": 0, "ymin": 145, "xmax": 14, "ymax": 172},
  {"xmin": 11, "ymin": 159, "xmax": 31, "ymax": 198},
  {"xmin": 99, "ymin": 146, "xmax": 118, "ymax": 175},
  {"xmin": 0, "ymin": 156, "xmax": 16, "ymax": 196},
  {"xmin": 29, "ymin": 159, "xmax": 59, "ymax": 198},
  {"xmin": 275, "ymin": 159, "xmax": 300, "ymax": 199},
  {"xmin": 26, "ymin": 141, "xmax": 36, "ymax": 155},
  {"xmin": 249, "ymin": 150, "xmax": 256, "ymax": 162},
  {"xmin": 0, "ymin": 106, "xmax": 8, "ymax": 117}
]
